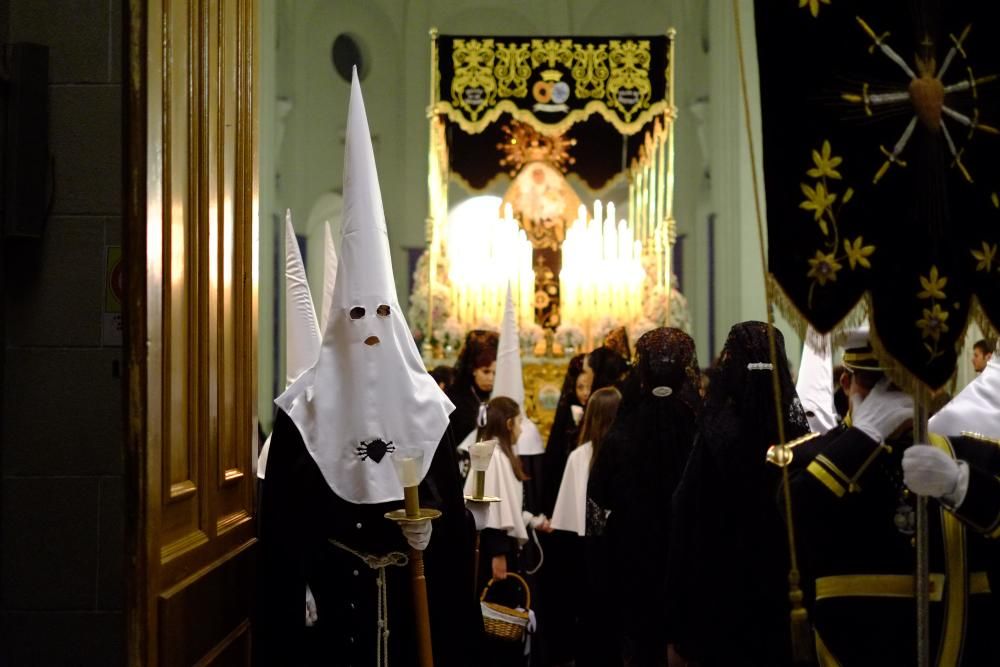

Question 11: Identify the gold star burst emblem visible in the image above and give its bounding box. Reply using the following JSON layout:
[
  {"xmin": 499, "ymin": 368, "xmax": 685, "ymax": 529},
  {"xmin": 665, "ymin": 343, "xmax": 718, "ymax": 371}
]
[
  {"xmin": 841, "ymin": 19, "xmax": 998, "ymax": 185},
  {"xmin": 497, "ymin": 121, "xmax": 577, "ymax": 175}
]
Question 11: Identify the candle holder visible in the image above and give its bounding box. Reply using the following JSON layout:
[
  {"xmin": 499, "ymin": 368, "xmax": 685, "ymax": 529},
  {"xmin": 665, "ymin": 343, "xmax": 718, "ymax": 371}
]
[
  {"xmin": 465, "ymin": 438, "xmax": 501, "ymax": 504},
  {"xmin": 384, "ymin": 449, "xmax": 442, "ymax": 523}
]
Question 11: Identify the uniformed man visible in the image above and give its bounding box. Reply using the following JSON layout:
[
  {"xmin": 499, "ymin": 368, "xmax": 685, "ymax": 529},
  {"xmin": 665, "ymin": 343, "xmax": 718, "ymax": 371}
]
[{"xmin": 788, "ymin": 332, "xmax": 1000, "ymax": 665}]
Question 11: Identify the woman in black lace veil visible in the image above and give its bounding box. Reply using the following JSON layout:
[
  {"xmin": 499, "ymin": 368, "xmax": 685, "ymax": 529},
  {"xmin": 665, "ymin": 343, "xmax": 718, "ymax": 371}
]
[
  {"xmin": 667, "ymin": 321, "xmax": 809, "ymax": 666},
  {"xmin": 586, "ymin": 345, "xmax": 629, "ymax": 393},
  {"xmin": 586, "ymin": 328, "xmax": 700, "ymax": 666}
]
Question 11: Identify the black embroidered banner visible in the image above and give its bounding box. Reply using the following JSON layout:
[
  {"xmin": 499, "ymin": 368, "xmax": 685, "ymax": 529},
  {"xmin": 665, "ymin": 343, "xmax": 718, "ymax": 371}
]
[
  {"xmin": 435, "ymin": 35, "xmax": 671, "ymax": 137},
  {"xmin": 755, "ymin": 0, "xmax": 1000, "ymax": 390}
]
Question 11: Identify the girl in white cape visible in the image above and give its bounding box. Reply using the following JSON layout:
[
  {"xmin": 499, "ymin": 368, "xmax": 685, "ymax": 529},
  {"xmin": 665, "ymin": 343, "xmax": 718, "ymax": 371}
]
[
  {"xmin": 466, "ymin": 397, "xmax": 553, "ymax": 583},
  {"xmin": 550, "ymin": 386, "xmax": 622, "ymax": 536}
]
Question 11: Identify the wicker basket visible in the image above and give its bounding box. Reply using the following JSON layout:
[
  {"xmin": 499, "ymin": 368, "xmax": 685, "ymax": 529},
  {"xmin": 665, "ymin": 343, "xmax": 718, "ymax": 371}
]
[{"xmin": 480, "ymin": 573, "xmax": 532, "ymax": 642}]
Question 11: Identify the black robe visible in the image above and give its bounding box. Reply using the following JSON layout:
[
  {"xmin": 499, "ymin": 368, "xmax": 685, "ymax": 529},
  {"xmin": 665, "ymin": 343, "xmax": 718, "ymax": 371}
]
[
  {"xmin": 256, "ymin": 410, "xmax": 481, "ymax": 666},
  {"xmin": 667, "ymin": 434, "xmax": 793, "ymax": 666},
  {"xmin": 446, "ymin": 382, "xmax": 490, "ymax": 445},
  {"xmin": 586, "ymin": 396, "xmax": 696, "ymax": 666}
]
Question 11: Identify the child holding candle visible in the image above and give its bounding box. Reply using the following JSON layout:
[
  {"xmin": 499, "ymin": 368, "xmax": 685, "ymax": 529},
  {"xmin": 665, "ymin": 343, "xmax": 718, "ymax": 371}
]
[{"xmin": 466, "ymin": 396, "xmax": 552, "ymax": 665}]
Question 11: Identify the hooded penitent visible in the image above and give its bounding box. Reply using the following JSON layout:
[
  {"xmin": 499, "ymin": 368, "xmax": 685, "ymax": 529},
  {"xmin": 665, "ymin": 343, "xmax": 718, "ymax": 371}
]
[
  {"xmin": 457, "ymin": 287, "xmax": 545, "ymax": 456},
  {"xmin": 796, "ymin": 326, "xmax": 838, "ymax": 434},
  {"xmin": 930, "ymin": 355, "xmax": 1000, "ymax": 440},
  {"xmin": 492, "ymin": 285, "xmax": 545, "ymax": 456},
  {"xmin": 462, "ymin": 286, "xmax": 547, "ymax": 541},
  {"xmin": 275, "ymin": 70, "xmax": 454, "ymax": 504},
  {"xmin": 257, "ymin": 210, "xmax": 323, "ymax": 479}
]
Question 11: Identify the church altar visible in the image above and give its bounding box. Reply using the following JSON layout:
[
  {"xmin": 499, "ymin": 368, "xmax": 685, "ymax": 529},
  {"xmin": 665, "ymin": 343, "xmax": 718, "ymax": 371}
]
[{"xmin": 410, "ymin": 30, "xmax": 692, "ymax": 356}]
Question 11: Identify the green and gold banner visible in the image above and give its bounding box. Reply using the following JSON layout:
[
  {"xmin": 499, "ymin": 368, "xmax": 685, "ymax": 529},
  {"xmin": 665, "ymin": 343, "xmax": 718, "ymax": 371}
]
[
  {"xmin": 756, "ymin": 0, "xmax": 1000, "ymax": 391},
  {"xmin": 435, "ymin": 35, "xmax": 671, "ymax": 136}
]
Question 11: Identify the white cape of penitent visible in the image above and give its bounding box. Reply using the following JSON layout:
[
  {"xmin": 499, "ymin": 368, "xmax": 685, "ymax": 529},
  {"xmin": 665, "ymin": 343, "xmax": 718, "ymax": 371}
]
[
  {"xmin": 464, "ymin": 445, "xmax": 528, "ymax": 544},
  {"xmin": 550, "ymin": 441, "xmax": 592, "ymax": 537},
  {"xmin": 930, "ymin": 356, "xmax": 1000, "ymax": 441}
]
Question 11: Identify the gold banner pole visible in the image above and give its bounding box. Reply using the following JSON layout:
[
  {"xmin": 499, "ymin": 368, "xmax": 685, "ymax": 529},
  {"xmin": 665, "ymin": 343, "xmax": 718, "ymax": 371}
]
[
  {"xmin": 664, "ymin": 29, "xmax": 677, "ymax": 298},
  {"xmin": 426, "ymin": 28, "xmax": 440, "ymax": 354},
  {"xmin": 913, "ymin": 392, "xmax": 931, "ymax": 667}
]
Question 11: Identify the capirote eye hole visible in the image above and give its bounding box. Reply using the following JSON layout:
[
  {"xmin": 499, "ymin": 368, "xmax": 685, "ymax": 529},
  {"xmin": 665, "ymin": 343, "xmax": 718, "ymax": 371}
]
[
  {"xmin": 349, "ymin": 306, "xmax": 366, "ymax": 320},
  {"xmin": 377, "ymin": 304, "xmax": 391, "ymax": 317}
]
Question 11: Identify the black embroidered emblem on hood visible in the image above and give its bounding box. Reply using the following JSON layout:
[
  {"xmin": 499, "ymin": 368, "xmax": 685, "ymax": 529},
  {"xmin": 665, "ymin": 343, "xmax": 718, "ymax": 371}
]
[{"xmin": 357, "ymin": 439, "xmax": 394, "ymax": 463}]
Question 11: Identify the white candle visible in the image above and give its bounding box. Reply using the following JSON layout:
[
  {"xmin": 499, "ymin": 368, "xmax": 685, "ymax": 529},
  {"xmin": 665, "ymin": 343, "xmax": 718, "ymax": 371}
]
[{"xmin": 394, "ymin": 455, "xmax": 422, "ymax": 487}]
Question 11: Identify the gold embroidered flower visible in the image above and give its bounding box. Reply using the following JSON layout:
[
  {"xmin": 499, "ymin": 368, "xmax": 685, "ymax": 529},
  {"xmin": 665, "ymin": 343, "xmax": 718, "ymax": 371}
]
[
  {"xmin": 916, "ymin": 303, "xmax": 950, "ymax": 342},
  {"xmin": 799, "ymin": 0, "xmax": 831, "ymax": 17},
  {"xmin": 800, "ymin": 182, "xmax": 836, "ymax": 229},
  {"xmin": 844, "ymin": 237, "xmax": 875, "ymax": 270},
  {"xmin": 972, "ymin": 241, "xmax": 997, "ymax": 273},
  {"xmin": 807, "ymin": 250, "xmax": 842, "ymax": 286},
  {"xmin": 807, "ymin": 141, "xmax": 843, "ymax": 180},
  {"xmin": 917, "ymin": 266, "xmax": 947, "ymax": 300}
]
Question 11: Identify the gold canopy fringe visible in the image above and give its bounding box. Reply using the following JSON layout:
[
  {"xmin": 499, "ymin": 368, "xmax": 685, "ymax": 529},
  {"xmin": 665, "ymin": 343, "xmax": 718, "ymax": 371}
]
[
  {"xmin": 768, "ymin": 273, "xmax": 1000, "ymax": 398},
  {"xmin": 434, "ymin": 99, "xmax": 670, "ymax": 137}
]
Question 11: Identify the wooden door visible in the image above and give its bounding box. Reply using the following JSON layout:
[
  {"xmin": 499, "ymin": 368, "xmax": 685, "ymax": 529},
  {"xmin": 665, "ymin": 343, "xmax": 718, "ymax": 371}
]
[{"xmin": 125, "ymin": 0, "xmax": 259, "ymax": 664}]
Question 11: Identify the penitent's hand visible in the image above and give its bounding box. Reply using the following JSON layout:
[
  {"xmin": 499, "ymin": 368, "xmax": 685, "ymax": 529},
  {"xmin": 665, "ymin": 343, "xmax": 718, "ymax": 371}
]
[
  {"xmin": 492, "ymin": 554, "xmax": 508, "ymax": 581},
  {"xmin": 399, "ymin": 519, "xmax": 432, "ymax": 551}
]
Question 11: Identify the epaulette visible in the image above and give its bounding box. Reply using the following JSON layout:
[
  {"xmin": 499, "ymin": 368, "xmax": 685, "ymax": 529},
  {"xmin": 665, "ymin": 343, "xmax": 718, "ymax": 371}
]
[
  {"xmin": 766, "ymin": 431, "xmax": 822, "ymax": 467},
  {"xmin": 960, "ymin": 432, "xmax": 1000, "ymax": 447}
]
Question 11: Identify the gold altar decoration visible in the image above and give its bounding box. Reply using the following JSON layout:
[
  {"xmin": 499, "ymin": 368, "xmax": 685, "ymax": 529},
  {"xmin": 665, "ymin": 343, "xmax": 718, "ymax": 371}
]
[{"xmin": 522, "ymin": 360, "xmax": 571, "ymax": 442}]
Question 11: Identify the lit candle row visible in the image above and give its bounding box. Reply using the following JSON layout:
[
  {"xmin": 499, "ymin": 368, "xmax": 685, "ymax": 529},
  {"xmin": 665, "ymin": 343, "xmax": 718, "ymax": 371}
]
[
  {"xmin": 447, "ymin": 203, "xmax": 535, "ymax": 331},
  {"xmin": 560, "ymin": 201, "xmax": 645, "ymax": 350}
]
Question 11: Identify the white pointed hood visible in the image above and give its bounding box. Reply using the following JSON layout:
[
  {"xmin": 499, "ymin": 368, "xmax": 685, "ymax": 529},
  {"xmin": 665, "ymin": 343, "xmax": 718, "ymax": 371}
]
[
  {"xmin": 796, "ymin": 326, "xmax": 837, "ymax": 434},
  {"xmin": 494, "ymin": 285, "xmax": 524, "ymax": 407},
  {"xmin": 284, "ymin": 210, "xmax": 323, "ymax": 385},
  {"xmin": 320, "ymin": 220, "xmax": 339, "ymax": 331},
  {"xmin": 275, "ymin": 70, "xmax": 454, "ymax": 503},
  {"xmin": 493, "ymin": 285, "xmax": 545, "ymax": 455},
  {"xmin": 930, "ymin": 356, "xmax": 1000, "ymax": 440},
  {"xmin": 258, "ymin": 211, "xmax": 324, "ymax": 479}
]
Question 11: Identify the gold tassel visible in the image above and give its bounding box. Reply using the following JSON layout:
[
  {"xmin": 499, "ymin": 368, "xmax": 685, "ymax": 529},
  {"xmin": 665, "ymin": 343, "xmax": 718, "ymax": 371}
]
[{"xmin": 788, "ymin": 570, "xmax": 816, "ymax": 664}]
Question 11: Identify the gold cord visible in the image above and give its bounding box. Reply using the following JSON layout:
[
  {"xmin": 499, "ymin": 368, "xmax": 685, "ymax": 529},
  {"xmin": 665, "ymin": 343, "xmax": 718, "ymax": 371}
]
[{"xmin": 731, "ymin": 1, "xmax": 814, "ymax": 661}]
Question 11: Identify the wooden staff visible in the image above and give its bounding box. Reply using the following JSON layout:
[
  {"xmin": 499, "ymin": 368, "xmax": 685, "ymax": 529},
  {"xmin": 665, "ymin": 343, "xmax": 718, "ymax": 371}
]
[{"xmin": 402, "ymin": 485, "xmax": 435, "ymax": 667}]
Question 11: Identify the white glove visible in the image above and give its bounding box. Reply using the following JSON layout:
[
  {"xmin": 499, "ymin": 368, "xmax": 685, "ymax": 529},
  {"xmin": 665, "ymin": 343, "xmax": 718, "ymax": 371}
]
[
  {"xmin": 399, "ymin": 519, "xmax": 432, "ymax": 551},
  {"xmin": 522, "ymin": 510, "xmax": 548, "ymax": 529},
  {"xmin": 304, "ymin": 584, "xmax": 318, "ymax": 627},
  {"xmin": 903, "ymin": 445, "xmax": 970, "ymax": 506},
  {"xmin": 466, "ymin": 500, "xmax": 490, "ymax": 531},
  {"xmin": 851, "ymin": 378, "xmax": 914, "ymax": 443}
]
